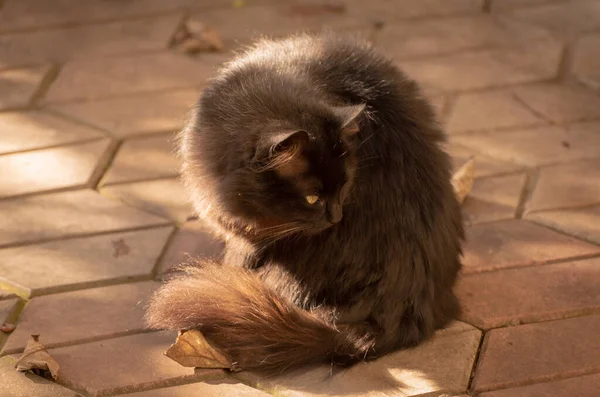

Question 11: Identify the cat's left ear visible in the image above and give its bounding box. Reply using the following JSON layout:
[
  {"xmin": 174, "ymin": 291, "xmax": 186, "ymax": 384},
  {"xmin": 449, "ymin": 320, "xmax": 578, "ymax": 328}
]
[
  {"xmin": 331, "ymin": 103, "xmax": 366, "ymax": 136},
  {"xmin": 251, "ymin": 130, "xmax": 309, "ymax": 173}
]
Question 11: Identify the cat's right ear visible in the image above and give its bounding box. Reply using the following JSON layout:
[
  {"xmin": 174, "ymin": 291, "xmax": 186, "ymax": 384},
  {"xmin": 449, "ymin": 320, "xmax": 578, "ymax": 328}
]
[{"xmin": 250, "ymin": 130, "xmax": 309, "ymax": 174}]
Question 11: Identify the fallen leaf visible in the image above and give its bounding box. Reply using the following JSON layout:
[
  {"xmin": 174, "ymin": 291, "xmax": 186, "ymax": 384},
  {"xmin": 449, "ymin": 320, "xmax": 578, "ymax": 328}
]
[
  {"xmin": 165, "ymin": 330, "xmax": 232, "ymax": 370},
  {"xmin": 16, "ymin": 335, "xmax": 60, "ymax": 380},
  {"xmin": 452, "ymin": 157, "xmax": 475, "ymax": 204},
  {"xmin": 173, "ymin": 20, "xmax": 224, "ymax": 54},
  {"xmin": 0, "ymin": 322, "xmax": 16, "ymax": 333}
]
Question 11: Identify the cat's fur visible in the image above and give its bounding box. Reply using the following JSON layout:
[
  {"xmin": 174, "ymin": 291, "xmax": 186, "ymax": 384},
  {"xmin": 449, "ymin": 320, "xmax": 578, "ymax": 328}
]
[{"xmin": 146, "ymin": 33, "xmax": 464, "ymax": 374}]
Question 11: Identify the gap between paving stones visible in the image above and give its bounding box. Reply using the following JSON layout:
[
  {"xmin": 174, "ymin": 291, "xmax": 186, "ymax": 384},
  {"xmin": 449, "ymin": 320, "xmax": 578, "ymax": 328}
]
[{"xmin": 527, "ymin": 214, "xmax": 600, "ymax": 247}]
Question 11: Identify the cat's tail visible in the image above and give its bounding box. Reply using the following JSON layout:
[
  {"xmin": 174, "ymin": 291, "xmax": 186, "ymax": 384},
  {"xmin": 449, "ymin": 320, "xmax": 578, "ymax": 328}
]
[{"xmin": 145, "ymin": 260, "xmax": 375, "ymax": 374}]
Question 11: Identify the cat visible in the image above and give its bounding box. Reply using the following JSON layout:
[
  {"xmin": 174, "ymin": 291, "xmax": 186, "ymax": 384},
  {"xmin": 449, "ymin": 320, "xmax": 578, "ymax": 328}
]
[{"xmin": 146, "ymin": 32, "xmax": 464, "ymax": 374}]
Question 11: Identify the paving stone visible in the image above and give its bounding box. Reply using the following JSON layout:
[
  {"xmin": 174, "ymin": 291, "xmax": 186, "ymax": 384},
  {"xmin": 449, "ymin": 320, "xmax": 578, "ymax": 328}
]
[
  {"xmin": 479, "ymin": 373, "xmax": 600, "ymax": 397},
  {"xmin": 50, "ymin": 332, "xmax": 223, "ymax": 396},
  {"xmin": 344, "ymin": 0, "xmax": 483, "ymax": 21},
  {"xmin": 378, "ymin": 15, "xmax": 551, "ymax": 60},
  {"xmin": 0, "ymin": 139, "xmax": 112, "ymax": 199},
  {"xmin": 527, "ymin": 205, "xmax": 600, "ymax": 244},
  {"xmin": 448, "ymin": 143, "xmax": 525, "ymax": 178},
  {"xmin": 573, "ymin": 33, "xmax": 600, "ymax": 91},
  {"xmin": 236, "ymin": 326, "xmax": 481, "ymax": 397},
  {"xmin": 3, "ymin": 281, "xmax": 158, "ymax": 353},
  {"xmin": 452, "ymin": 122, "xmax": 600, "ymax": 167},
  {"xmin": 100, "ymin": 134, "xmax": 179, "ymax": 185},
  {"xmin": 461, "ymin": 173, "xmax": 526, "ymax": 225},
  {"xmin": 473, "ymin": 314, "xmax": 600, "ymax": 391},
  {"xmin": 461, "ymin": 219, "xmax": 600, "ymax": 273},
  {"xmin": 401, "ymin": 39, "xmax": 561, "ymax": 92},
  {"xmin": 457, "ymin": 257, "xmax": 600, "ymax": 329},
  {"xmin": 101, "ymin": 178, "xmax": 193, "ymax": 222},
  {"xmin": 512, "ymin": 84, "xmax": 600, "ymax": 124},
  {"xmin": 44, "ymin": 52, "xmax": 226, "ymax": 103},
  {"xmin": 0, "ymin": 356, "xmax": 80, "ymax": 397},
  {"xmin": 0, "ymin": 110, "xmax": 105, "ymax": 155},
  {"xmin": 0, "ymin": 65, "xmax": 51, "ymax": 110},
  {"xmin": 490, "ymin": 0, "xmax": 569, "ymax": 10},
  {"xmin": 0, "ymin": 299, "xmax": 18, "ymax": 325},
  {"xmin": 0, "ymin": 16, "xmax": 180, "ymax": 69},
  {"xmin": 0, "ymin": 227, "xmax": 173, "ymax": 297},
  {"xmin": 527, "ymin": 159, "xmax": 600, "ymax": 212},
  {"xmin": 158, "ymin": 220, "xmax": 225, "ymax": 276},
  {"xmin": 116, "ymin": 379, "xmax": 272, "ymax": 397},
  {"xmin": 0, "ymin": 189, "xmax": 169, "ymax": 248},
  {"xmin": 49, "ymin": 89, "xmax": 199, "ymax": 138}
]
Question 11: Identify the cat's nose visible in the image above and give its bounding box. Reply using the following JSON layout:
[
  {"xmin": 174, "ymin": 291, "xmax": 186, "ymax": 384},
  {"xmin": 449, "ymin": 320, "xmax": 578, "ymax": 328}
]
[{"xmin": 326, "ymin": 203, "xmax": 343, "ymax": 224}]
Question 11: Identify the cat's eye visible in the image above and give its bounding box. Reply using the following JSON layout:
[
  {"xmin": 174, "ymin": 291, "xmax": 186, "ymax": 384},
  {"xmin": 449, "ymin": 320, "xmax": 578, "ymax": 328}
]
[{"xmin": 305, "ymin": 195, "xmax": 320, "ymax": 205}]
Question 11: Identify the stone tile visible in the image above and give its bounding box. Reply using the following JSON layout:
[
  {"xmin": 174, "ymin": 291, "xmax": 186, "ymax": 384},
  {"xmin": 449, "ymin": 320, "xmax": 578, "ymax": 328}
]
[
  {"xmin": 446, "ymin": 90, "xmax": 544, "ymax": 134},
  {"xmin": 461, "ymin": 219, "xmax": 600, "ymax": 273},
  {"xmin": 49, "ymin": 88, "xmax": 199, "ymax": 138},
  {"xmin": 0, "ymin": 356, "xmax": 80, "ymax": 397},
  {"xmin": 491, "ymin": 0, "xmax": 569, "ymax": 10},
  {"xmin": 0, "ymin": 299, "xmax": 18, "ymax": 325},
  {"xmin": 0, "ymin": 65, "xmax": 51, "ymax": 110},
  {"xmin": 512, "ymin": 84, "xmax": 600, "ymax": 124},
  {"xmin": 527, "ymin": 205, "xmax": 600, "ymax": 244},
  {"xmin": 473, "ymin": 315, "xmax": 600, "ymax": 391},
  {"xmin": 508, "ymin": 0, "xmax": 600, "ymax": 36},
  {"xmin": 0, "ymin": 227, "xmax": 173, "ymax": 297},
  {"xmin": 101, "ymin": 178, "xmax": 193, "ymax": 222},
  {"xmin": 479, "ymin": 373, "xmax": 600, "ymax": 397},
  {"xmin": 100, "ymin": 134, "xmax": 179, "ymax": 185},
  {"xmin": 457, "ymin": 257, "xmax": 600, "ymax": 329},
  {"xmin": 0, "ymin": 110, "xmax": 105, "ymax": 155},
  {"xmin": 44, "ymin": 52, "xmax": 226, "ymax": 103},
  {"xmin": 158, "ymin": 220, "xmax": 225, "ymax": 276},
  {"xmin": 0, "ymin": 16, "xmax": 180, "ymax": 69},
  {"xmin": 401, "ymin": 39, "xmax": 561, "ymax": 92},
  {"xmin": 573, "ymin": 33, "xmax": 600, "ymax": 91},
  {"xmin": 448, "ymin": 143, "xmax": 525, "ymax": 178},
  {"xmin": 0, "ymin": 139, "xmax": 113, "ymax": 199},
  {"xmin": 0, "ymin": 189, "xmax": 168, "ymax": 248},
  {"xmin": 452, "ymin": 123, "xmax": 600, "ymax": 167},
  {"xmin": 3, "ymin": 281, "xmax": 158, "ymax": 353},
  {"xmin": 116, "ymin": 379, "xmax": 272, "ymax": 397},
  {"xmin": 50, "ymin": 332, "xmax": 223, "ymax": 396},
  {"xmin": 344, "ymin": 0, "xmax": 483, "ymax": 21},
  {"xmin": 237, "ymin": 327, "xmax": 481, "ymax": 397},
  {"xmin": 527, "ymin": 159, "xmax": 600, "ymax": 212},
  {"xmin": 378, "ymin": 16, "xmax": 552, "ymax": 60},
  {"xmin": 461, "ymin": 173, "xmax": 526, "ymax": 225}
]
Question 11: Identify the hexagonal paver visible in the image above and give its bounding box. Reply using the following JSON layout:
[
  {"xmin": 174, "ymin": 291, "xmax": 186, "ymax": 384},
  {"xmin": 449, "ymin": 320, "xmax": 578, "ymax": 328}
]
[
  {"xmin": 472, "ymin": 315, "xmax": 600, "ymax": 391},
  {"xmin": 0, "ymin": 65, "xmax": 51, "ymax": 110},
  {"xmin": 448, "ymin": 144, "xmax": 525, "ymax": 178},
  {"xmin": 457, "ymin": 257, "xmax": 600, "ymax": 329},
  {"xmin": 344, "ymin": 0, "xmax": 483, "ymax": 21},
  {"xmin": 49, "ymin": 88, "xmax": 199, "ymax": 138},
  {"xmin": 236, "ymin": 323, "xmax": 481, "ymax": 397},
  {"xmin": 100, "ymin": 178, "xmax": 193, "ymax": 222},
  {"xmin": 446, "ymin": 90, "xmax": 544, "ymax": 134},
  {"xmin": 0, "ymin": 139, "xmax": 113, "ymax": 199},
  {"xmin": 479, "ymin": 373, "xmax": 600, "ymax": 397},
  {"xmin": 0, "ymin": 227, "xmax": 173, "ymax": 297},
  {"xmin": 378, "ymin": 16, "xmax": 551, "ymax": 60},
  {"xmin": 527, "ymin": 158, "xmax": 600, "ymax": 213},
  {"xmin": 461, "ymin": 219, "xmax": 600, "ymax": 273},
  {"xmin": 44, "ymin": 52, "xmax": 227, "ymax": 103},
  {"xmin": 527, "ymin": 205, "xmax": 600, "ymax": 245},
  {"xmin": 158, "ymin": 220, "xmax": 225, "ymax": 276},
  {"xmin": 0, "ymin": 189, "xmax": 169, "ymax": 248},
  {"xmin": 508, "ymin": 0, "xmax": 600, "ymax": 35},
  {"xmin": 573, "ymin": 33, "xmax": 600, "ymax": 91},
  {"xmin": 452, "ymin": 122, "xmax": 600, "ymax": 167},
  {"xmin": 0, "ymin": 356, "xmax": 79, "ymax": 397},
  {"xmin": 401, "ymin": 39, "xmax": 561, "ymax": 92},
  {"xmin": 0, "ymin": 110, "xmax": 105, "ymax": 155},
  {"xmin": 100, "ymin": 134, "xmax": 179, "ymax": 185},
  {"xmin": 50, "ymin": 332, "xmax": 223, "ymax": 397},
  {"xmin": 3, "ymin": 281, "xmax": 158, "ymax": 353},
  {"xmin": 115, "ymin": 379, "xmax": 272, "ymax": 397},
  {"xmin": 461, "ymin": 173, "xmax": 526, "ymax": 225},
  {"xmin": 0, "ymin": 15, "xmax": 180, "ymax": 69},
  {"xmin": 512, "ymin": 84, "xmax": 600, "ymax": 124}
]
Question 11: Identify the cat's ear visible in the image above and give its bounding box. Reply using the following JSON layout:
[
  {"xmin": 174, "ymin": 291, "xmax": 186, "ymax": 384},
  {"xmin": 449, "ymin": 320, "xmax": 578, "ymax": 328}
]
[
  {"xmin": 331, "ymin": 103, "xmax": 366, "ymax": 136},
  {"xmin": 251, "ymin": 130, "xmax": 309, "ymax": 174}
]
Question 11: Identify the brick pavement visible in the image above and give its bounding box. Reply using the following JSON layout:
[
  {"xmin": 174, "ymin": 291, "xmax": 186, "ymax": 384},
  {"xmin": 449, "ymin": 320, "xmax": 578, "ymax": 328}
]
[{"xmin": 0, "ymin": 0, "xmax": 599, "ymax": 396}]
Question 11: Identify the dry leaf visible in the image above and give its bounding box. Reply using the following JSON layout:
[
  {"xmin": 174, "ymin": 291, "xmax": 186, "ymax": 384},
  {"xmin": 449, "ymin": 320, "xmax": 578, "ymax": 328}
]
[
  {"xmin": 173, "ymin": 21, "xmax": 223, "ymax": 54},
  {"xmin": 16, "ymin": 335, "xmax": 60, "ymax": 380},
  {"xmin": 452, "ymin": 157, "xmax": 475, "ymax": 204},
  {"xmin": 165, "ymin": 330, "xmax": 232, "ymax": 370}
]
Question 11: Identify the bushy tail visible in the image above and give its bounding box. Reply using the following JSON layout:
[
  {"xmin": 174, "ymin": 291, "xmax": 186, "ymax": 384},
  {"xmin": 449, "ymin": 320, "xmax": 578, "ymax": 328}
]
[{"xmin": 145, "ymin": 260, "xmax": 375, "ymax": 373}]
